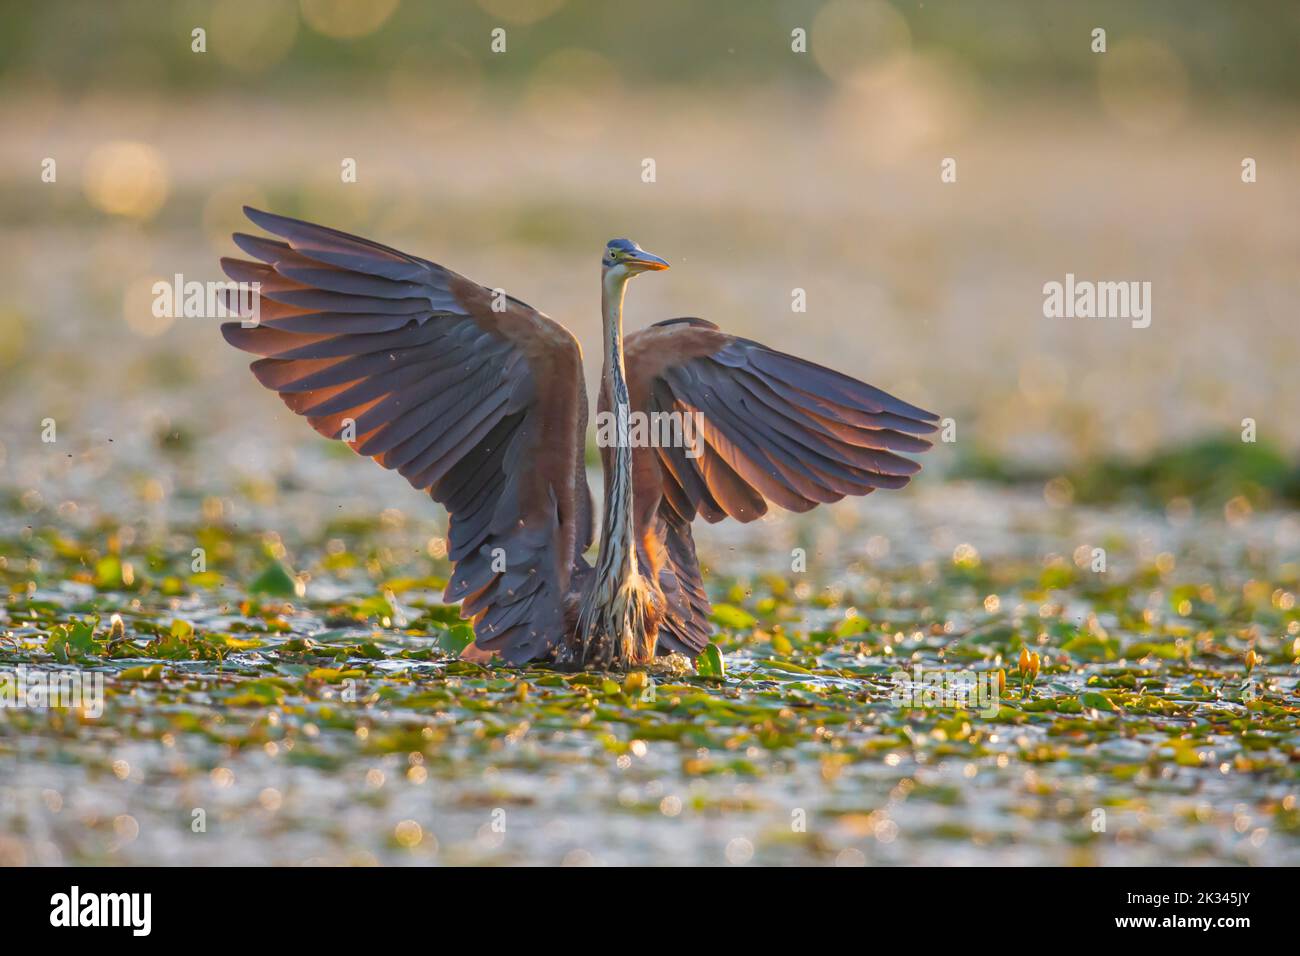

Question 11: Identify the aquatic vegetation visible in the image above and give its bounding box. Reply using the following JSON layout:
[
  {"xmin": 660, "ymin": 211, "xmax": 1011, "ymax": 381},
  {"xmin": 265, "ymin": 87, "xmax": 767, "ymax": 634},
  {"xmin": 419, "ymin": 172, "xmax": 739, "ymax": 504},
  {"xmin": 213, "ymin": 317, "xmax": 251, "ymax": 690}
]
[
  {"xmin": 1, "ymin": 484, "xmax": 1296, "ymax": 865},
  {"xmin": 954, "ymin": 436, "xmax": 1300, "ymax": 509}
]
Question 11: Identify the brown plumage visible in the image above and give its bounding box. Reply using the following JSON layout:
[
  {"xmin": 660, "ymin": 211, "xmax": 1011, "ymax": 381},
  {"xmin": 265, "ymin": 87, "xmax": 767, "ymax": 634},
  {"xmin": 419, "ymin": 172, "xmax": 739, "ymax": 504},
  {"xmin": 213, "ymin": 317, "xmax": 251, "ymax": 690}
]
[{"xmin": 219, "ymin": 208, "xmax": 938, "ymax": 670}]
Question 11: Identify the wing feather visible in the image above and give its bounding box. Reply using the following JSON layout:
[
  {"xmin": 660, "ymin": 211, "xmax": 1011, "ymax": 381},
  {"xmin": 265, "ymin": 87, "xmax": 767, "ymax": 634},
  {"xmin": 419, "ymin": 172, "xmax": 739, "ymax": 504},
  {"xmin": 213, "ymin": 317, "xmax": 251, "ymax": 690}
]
[
  {"xmin": 219, "ymin": 207, "xmax": 589, "ymax": 664},
  {"xmin": 621, "ymin": 318, "xmax": 938, "ymax": 656}
]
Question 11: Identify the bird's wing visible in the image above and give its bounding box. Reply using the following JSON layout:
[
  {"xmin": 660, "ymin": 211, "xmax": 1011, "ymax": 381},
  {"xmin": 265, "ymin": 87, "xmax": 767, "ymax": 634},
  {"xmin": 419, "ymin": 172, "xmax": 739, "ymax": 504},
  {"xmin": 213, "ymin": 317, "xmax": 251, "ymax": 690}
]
[
  {"xmin": 622, "ymin": 317, "xmax": 939, "ymax": 653},
  {"xmin": 637, "ymin": 505, "xmax": 712, "ymax": 656},
  {"xmin": 220, "ymin": 207, "xmax": 591, "ymax": 664}
]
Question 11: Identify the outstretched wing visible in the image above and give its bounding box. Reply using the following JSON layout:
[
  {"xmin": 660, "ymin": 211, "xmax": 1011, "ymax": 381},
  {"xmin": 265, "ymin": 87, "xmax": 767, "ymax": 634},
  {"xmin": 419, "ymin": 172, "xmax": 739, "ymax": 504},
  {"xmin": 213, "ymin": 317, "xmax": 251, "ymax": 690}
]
[
  {"xmin": 220, "ymin": 207, "xmax": 591, "ymax": 664},
  {"xmin": 622, "ymin": 317, "xmax": 939, "ymax": 654}
]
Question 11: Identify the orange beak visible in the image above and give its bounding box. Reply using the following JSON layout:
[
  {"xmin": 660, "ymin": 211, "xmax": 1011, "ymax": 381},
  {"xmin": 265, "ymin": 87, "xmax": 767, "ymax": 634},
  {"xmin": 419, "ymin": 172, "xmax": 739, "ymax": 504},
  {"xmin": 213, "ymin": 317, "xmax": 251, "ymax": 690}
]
[{"xmin": 627, "ymin": 250, "xmax": 670, "ymax": 272}]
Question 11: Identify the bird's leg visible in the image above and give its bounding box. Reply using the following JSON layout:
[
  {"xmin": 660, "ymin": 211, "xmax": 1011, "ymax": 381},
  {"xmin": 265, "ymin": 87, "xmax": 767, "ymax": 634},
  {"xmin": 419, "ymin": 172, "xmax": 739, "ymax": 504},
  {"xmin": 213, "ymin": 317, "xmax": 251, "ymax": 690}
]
[{"xmin": 568, "ymin": 575, "xmax": 656, "ymax": 670}]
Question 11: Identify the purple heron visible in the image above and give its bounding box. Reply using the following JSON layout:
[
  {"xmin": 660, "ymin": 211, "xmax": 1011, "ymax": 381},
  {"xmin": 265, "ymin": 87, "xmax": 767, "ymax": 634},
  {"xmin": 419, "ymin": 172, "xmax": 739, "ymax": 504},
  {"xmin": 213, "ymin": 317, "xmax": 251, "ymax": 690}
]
[{"xmin": 220, "ymin": 208, "xmax": 938, "ymax": 670}]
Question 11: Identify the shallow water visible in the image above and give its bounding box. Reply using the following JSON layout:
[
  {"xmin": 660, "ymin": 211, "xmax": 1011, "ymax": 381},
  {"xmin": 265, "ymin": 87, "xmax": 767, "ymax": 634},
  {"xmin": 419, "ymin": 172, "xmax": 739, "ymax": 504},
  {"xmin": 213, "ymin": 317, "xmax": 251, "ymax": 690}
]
[{"xmin": 1, "ymin": 470, "xmax": 1297, "ymax": 866}]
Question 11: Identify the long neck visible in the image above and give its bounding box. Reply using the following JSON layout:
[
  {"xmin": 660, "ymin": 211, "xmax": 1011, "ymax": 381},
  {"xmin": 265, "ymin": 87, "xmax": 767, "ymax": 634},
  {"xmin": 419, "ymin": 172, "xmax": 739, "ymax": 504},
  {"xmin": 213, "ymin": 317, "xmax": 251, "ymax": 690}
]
[{"xmin": 594, "ymin": 270, "xmax": 638, "ymax": 592}]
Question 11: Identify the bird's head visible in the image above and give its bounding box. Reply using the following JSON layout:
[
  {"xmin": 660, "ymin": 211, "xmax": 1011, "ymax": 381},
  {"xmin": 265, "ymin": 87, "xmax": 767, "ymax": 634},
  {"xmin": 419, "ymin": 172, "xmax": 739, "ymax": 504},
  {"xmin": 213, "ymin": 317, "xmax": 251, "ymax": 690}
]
[{"xmin": 602, "ymin": 238, "xmax": 669, "ymax": 278}]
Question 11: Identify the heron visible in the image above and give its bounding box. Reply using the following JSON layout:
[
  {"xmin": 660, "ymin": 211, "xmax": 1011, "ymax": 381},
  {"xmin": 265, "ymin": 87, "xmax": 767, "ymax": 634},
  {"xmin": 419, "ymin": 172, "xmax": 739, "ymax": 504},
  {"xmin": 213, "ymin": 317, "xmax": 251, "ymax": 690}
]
[{"xmin": 220, "ymin": 208, "xmax": 938, "ymax": 670}]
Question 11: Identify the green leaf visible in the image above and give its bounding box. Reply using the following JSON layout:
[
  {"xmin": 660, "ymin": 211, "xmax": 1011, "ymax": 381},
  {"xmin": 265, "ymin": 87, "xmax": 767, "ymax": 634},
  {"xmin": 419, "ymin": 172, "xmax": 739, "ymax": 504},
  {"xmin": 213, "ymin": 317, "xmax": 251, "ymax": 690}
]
[
  {"xmin": 710, "ymin": 604, "xmax": 756, "ymax": 630},
  {"xmin": 119, "ymin": 663, "xmax": 163, "ymax": 681},
  {"xmin": 351, "ymin": 594, "xmax": 395, "ymax": 620},
  {"xmin": 1078, "ymin": 691, "xmax": 1117, "ymax": 712},
  {"xmin": 696, "ymin": 643, "xmax": 726, "ymax": 678},
  {"xmin": 214, "ymin": 634, "xmax": 264, "ymax": 651},
  {"xmin": 308, "ymin": 667, "xmax": 364, "ymax": 683},
  {"xmin": 249, "ymin": 561, "xmax": 299, "ymax": 597},
  {"xmin": 1061, "ymin": 633, "xmax": 1120, "ymax": 662},
  {"xmin": 188, "ymin": 571, "xmax": 223, "ymax": 589},
  {"xmin": 94, "ymin": 556, "xmax": 124, "ymax": 590},
  {"xmin": 1126, "ymin": 641, "xmax": 1184, "ymax": 661},
  {"xmin": 437, "ymin": 623, "xmax": 475, "ymax": 655},
  {"xmin": 764, "ymin": 659, "xmax": 813, "ymax": 675},
  {"xmin": 226, "ymin": 679, "xmax": 285, "ymax": 706},
  {"xmin": 46, "ymin": 617, "xmax": 100, "ymax": 662},
  {"xmin": 834, "ymin": 616, "xmax": 870, "ymax": 639}
]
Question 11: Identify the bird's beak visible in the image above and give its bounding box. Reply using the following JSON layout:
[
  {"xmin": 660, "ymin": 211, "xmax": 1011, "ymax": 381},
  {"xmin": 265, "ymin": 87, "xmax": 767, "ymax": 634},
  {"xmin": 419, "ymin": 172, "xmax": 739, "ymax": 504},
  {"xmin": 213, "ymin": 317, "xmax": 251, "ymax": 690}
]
[{"xmin": 626, "ymin": 250, "xmax": 670, "ymax": 272}]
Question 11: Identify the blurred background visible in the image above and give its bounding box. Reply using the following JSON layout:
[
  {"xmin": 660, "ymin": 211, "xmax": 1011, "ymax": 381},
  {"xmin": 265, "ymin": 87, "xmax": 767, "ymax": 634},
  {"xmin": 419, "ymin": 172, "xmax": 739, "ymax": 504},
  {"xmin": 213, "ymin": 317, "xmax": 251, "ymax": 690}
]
[{"xmin": 1, "ymin": 0, "xmax": 1298, "ymax": 515}]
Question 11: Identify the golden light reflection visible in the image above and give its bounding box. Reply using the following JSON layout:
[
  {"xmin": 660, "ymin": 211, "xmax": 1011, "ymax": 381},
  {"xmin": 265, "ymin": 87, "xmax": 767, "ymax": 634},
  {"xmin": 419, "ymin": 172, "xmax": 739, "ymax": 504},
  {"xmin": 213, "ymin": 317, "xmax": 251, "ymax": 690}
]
[
  {"xmin": 211, "ymin": 766, "xmax": 235, "ymax": 787},
  {"xmin": 393, "ymin": 819, "xmax": 423, "ymax": 848},
  {"xmin": 724, "ymin": 837, "xmax": 754, "ymax": 864},
  {"xmin": 83, "ymin": 141, "xmax": 169, "ymax": 220},
  {"xmin": 1043, "ymin": 476, "xmax": 1075, "ymax": 508},
  {"xmin": 300, "ymin": 0, "xmax": 399, "ymax": 39},
  {"xmin": 113, "ymin": 815, "xmax": 140, "ymax": 843},
  {"xmin": 1224, "ymin": 494, "xmax": 1252, "ymax": 525},
  {"xmin": 212, "ymin": 0, "xmax": 299, "ymax": 73},
  {"xmin": 825, "ymin": 53, "xmax": 980, "ymax": 167}
]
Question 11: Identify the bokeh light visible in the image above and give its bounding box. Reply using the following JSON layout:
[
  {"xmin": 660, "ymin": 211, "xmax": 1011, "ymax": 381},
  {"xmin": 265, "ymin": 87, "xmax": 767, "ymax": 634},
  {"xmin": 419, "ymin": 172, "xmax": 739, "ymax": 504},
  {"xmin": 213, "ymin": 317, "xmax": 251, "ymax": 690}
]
[
  {"xmin": 825, "ymin": 53, "xmax": 980, "ymax": 166},
  {"xmin": 83, "ymin": 141, "xmax": 169, "ymax": 220},
  {"xmin": 812, "ymin": 0, "xmax": 911, "ymax": 83},
  {"xmin": 212, "ymin": 0, "xmax": 300, "ymax": 73}
]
